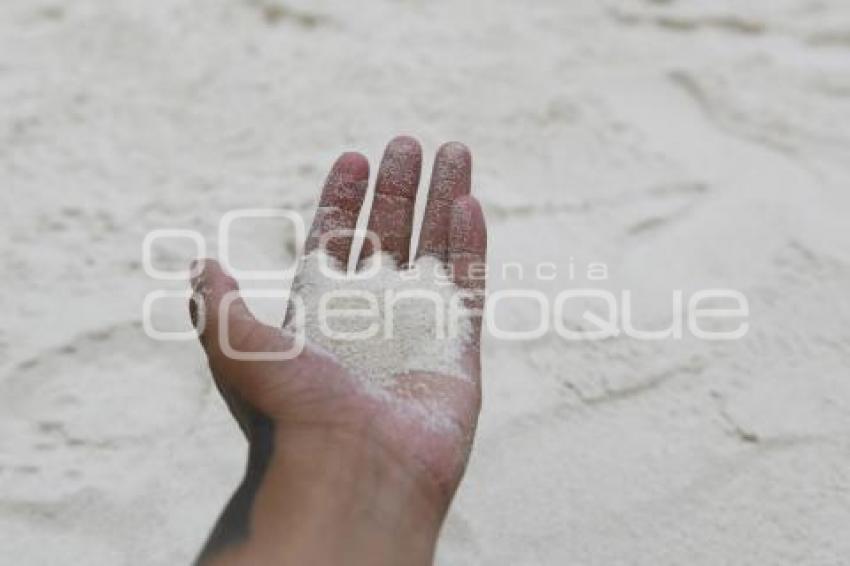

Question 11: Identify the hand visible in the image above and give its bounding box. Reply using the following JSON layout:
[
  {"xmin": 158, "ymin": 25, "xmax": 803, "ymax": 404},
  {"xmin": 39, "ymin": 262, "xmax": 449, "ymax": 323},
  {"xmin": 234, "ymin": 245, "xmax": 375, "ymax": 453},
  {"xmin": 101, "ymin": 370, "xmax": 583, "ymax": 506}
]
[{"xmin": 190, "ymin": 136, "xmax": 487, "ymax": 566}]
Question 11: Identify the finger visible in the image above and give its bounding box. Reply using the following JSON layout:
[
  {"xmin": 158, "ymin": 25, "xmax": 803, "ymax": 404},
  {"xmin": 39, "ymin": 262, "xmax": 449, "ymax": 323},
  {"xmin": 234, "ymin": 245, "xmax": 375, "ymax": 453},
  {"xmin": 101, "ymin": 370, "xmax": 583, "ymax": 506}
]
[
  {"xmin": 448, "ymin": 196, "xmax": 487, "ymax": 382},
  {"xmin": 190, "ymin": 260, "xmax": 363, "ymax": 420},
  {"xmin": 359, "ymin": 135, "xmax": 422, "ymax": 266},
  {"xmin": 416, "ymin": 142, "xmax": 471, "ymax": 262},
  {"xmin": 189, "ymin": 259, "xmax": 297, "ymax": 387},
  {"xmin": 304, "ymin": 152, "xmax": 370, "ymax": 266},
  {"xmin": 448, "ymin": 196, "xmax": 487, "ymax": 311},
  {"xmin": 284, "ymin": 152, "xmax": 369, "ymax": 326}
]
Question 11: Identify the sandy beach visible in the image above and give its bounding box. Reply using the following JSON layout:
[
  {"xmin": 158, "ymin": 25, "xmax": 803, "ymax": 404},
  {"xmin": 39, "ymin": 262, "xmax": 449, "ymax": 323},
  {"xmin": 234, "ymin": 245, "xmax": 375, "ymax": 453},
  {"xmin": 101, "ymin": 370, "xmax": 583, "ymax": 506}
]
[{"xmin": 2, "ymin": 0, "xmax": 850, "ymax": 563}]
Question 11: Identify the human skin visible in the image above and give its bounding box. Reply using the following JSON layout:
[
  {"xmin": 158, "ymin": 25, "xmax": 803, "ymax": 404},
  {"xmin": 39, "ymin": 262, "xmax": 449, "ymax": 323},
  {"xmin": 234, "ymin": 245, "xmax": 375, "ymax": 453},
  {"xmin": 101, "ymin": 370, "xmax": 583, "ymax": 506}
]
[{"xmin": 189, "ymin": 136, "xmax": 487, "ymax": 566}]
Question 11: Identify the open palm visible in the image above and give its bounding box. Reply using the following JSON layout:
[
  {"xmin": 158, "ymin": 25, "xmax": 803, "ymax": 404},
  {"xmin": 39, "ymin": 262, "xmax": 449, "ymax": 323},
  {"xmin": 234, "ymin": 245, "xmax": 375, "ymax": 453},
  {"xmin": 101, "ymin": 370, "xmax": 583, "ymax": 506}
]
[{"xmin": 190, "ymin": 136, "xmax": 487, "ymax": 527}]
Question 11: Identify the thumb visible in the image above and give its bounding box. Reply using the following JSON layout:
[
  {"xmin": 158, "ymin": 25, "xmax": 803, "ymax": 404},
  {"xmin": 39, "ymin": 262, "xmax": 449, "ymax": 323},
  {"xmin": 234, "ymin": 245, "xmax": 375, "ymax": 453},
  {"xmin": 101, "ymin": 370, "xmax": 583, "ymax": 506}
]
[{"xmin": 189, "ymin": 259, "xmax": 302, "ymax": 387}]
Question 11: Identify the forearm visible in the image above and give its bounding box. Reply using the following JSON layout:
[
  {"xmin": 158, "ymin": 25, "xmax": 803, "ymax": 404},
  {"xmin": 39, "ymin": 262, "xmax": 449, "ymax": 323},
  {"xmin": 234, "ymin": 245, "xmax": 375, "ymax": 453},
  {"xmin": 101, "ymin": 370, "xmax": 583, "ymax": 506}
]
[{"xmin": 197, "ymin": 424, "xmax": 445, "ymax": 566}]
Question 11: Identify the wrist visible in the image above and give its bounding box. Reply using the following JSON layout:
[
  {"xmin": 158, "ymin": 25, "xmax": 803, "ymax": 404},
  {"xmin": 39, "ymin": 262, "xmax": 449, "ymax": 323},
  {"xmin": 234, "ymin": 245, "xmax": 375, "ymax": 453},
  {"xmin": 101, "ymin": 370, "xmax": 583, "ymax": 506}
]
[{"xmin": 207, "ymin": 423, "xmax": 446, "ymax": 566}]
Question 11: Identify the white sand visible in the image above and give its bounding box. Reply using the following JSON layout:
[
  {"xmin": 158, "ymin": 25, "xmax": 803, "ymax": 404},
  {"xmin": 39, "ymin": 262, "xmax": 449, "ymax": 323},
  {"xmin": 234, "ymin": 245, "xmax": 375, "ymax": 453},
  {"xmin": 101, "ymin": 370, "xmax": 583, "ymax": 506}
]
[
  {"xmin": 291, "ymin": 251, "xmax": 472, "ymax": 388},
  {"xmin": 2, "ymin": 0, "xmax": 850, "ymax": 564}
]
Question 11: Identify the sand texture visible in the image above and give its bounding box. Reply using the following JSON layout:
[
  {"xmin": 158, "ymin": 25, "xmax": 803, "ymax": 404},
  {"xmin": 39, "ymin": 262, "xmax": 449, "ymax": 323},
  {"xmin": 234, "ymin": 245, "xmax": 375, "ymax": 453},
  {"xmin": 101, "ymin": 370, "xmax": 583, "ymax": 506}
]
[{"xmin": 2, "ymin": 0, "xmax": 850, "ymax": 564}]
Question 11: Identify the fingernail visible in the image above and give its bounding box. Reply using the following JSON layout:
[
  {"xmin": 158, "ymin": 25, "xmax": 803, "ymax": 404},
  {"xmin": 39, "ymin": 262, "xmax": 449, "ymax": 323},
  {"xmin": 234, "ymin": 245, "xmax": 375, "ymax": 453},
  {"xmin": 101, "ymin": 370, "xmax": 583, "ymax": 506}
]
[{"xmin": 189, "ymin": 259, "xmax": 206, "ymax": 287}]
